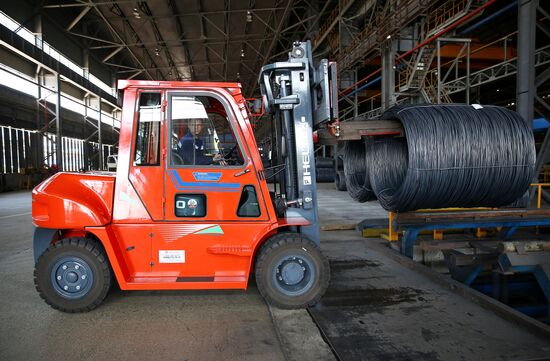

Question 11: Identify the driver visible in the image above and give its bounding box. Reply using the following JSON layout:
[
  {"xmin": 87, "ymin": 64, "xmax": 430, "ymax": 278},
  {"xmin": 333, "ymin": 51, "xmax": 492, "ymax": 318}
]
[{"xmin": 177, "ymin": 118, "xmax": 224, "ymax": 165}]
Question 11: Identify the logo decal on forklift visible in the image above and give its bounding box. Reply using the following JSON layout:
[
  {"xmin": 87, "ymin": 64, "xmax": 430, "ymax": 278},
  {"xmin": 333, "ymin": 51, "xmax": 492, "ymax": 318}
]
[
  {"xmin": 195, "ymin": 225, "xmax": 224, "ymax": 235},
  {"xmin": 193, "ymin": 172, "xmax": 222, "ymax": 182},
  {"xmin": 156, "ymin": 224, "xmax": 214, "ymax": 242},
  {"xmin": 187, "ymin": 199, "xmax": 198, "ymax": 209},
  {"xmin": 298, "ymin": 119, "xmax": 312, "ymax": 186}
]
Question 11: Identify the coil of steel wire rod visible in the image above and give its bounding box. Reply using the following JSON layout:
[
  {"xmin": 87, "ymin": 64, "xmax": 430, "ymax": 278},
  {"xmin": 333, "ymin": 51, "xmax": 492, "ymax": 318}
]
[
  {"xmin": 366, "ymin": 137, "xmax": 408, "ymax": 207},
  {"xmin": 343, "ymin": 140, "xmax": 376, "ymax": 202},
  {"xmin": 368, "ymin": 104, "xmax": 536, "ymax": 212},
  {"xmin": 504, "ymin": 191, "xmax": 530, "ymax": 208}
]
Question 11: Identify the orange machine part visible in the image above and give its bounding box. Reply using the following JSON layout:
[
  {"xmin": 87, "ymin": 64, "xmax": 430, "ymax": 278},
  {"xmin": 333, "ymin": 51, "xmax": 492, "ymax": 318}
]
[{"xmin": 32, "ymin": 172, "xmax": 114, "ymax": 229}]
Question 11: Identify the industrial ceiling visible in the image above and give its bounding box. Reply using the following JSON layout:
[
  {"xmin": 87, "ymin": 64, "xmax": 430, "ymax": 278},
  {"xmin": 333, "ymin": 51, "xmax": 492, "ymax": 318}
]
[{"xmin": 39, "ymin": 0, "xmax": 325, "ymax": 96}]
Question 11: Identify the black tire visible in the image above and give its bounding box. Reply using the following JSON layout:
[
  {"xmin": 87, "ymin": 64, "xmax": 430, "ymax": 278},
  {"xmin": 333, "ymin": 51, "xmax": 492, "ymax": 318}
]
[
  {"xmin": 315, "ymin": 157, "xmax": 335, "ymax": 168},
  {"xmin": 316, "ymin": 167, "xmax": 335, "ymax": 182},
  {"xmin": 255, "ymin": 233, "xmax": 330, "ymax": 309},
  {"xmin": 34, "ymin": 238, "xmax": 112, "ymax": 313},
  {"xmin": 335, "ymin": 171, "xmax": 347, "ymax": 191}
]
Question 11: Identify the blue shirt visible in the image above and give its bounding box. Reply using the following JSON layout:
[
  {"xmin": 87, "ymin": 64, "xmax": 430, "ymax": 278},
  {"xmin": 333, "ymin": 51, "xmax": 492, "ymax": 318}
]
[{"xmin": 177, "ymin": 132, "xmax": 212, "ymax": 165}]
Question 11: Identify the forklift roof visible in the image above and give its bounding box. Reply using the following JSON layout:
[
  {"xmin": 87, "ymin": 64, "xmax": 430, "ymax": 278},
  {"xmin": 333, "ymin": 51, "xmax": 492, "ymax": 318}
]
[{"xmin": 118, "ymin": 79, "xmax": 242, "ymax": 90}]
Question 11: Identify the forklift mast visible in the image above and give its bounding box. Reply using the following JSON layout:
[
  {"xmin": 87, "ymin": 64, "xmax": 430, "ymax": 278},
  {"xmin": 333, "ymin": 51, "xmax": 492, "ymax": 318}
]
[{"xmin": 259, "ymin": 41, "xmax": 338, "ymax": 244}]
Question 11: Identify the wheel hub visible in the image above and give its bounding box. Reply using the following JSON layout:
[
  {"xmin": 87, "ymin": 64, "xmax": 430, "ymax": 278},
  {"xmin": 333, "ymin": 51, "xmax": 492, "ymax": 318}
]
[
  {"xmin": 51, "ymin": 257, "xmax": 93, "ymax": 299},
  {"xmin": 280, "ymin": 261, "xmax": 305, "ymax": 285},
  {"xmin": 273, "ymin": 255, "xmax": 315, "ymax": 296}
]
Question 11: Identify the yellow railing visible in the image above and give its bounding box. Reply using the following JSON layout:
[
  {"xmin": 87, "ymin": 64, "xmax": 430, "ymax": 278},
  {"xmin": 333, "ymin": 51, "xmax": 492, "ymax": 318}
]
[
  {"xmin": 426, "ymin": 0, "xmax": 469, "ymax": 35},
  {"xmin": 530, "ymin": 183, "xmax": 550, "ymax": 209}
]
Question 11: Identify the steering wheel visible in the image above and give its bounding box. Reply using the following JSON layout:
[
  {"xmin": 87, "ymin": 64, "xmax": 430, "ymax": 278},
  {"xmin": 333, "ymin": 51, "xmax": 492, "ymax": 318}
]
[
  {"xmin": 222, "ymin": 145, "xmax": 237, "ymax": 160},
  {"xmin": 172, "ymin": 150, "xmax": 185, "ymax": 165}
]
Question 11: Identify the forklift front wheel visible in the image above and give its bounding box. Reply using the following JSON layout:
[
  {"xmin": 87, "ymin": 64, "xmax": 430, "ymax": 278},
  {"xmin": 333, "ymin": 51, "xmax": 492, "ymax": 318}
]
[
  {"xmin": 34, "ymin": 238, "xmax": 112, "ymax": 313},
  {"xmin": 255, "ymin": 233, "xmax": 330, "ymax": 309}
]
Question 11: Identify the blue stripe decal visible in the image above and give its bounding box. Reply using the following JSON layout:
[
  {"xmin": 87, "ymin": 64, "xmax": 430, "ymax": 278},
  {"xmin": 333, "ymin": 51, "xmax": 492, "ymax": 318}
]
[
  {"xmin": 177, "ymin": 188, "xmax": 239, "ymax": 193},
  {"xmin": 168, "ymin": 169, "xmax": 179, "ymax": 188},
  {"xmin": 168, "ymin": 170, "xmax": 240, "ymax": 192}
]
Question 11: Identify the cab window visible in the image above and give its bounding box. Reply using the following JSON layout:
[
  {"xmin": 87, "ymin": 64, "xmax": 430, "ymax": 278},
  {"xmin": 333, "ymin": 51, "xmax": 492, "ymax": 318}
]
[
  {"xmin": 134, "ymin": 92, "xmax": 161, "ymax": 166},
  {"xmin": 169, "ymin": 95, "xmax": 244, "ymax": 167}
]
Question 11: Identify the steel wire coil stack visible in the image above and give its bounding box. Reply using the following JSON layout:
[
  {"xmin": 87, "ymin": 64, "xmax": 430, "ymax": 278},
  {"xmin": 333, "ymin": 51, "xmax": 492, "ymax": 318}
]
[
  {"xmin": 363, "ymin": 104, "xmax": 536, "ymax": 212},
  {"xmin": 343, "ymin": 140, "xmax": 376, "ymax": 202}
]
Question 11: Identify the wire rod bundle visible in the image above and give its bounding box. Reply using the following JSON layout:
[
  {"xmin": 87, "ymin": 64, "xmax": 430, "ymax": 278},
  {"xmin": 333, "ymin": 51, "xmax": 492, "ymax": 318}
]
[
  {"xmin": 343, "ymin": 140, "xmax": 376, "ymax": 202},
  {"xmin": 366, "ymin": 137, "xmax": 408, "ymax": 208},
  {"xmin": 366, "ymin": 104, "xmax": 535, "ymax": 212}
]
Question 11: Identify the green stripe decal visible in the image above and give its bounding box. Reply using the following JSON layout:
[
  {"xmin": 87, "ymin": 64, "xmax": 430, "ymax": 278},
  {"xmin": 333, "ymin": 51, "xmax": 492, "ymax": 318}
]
[{"xmin": 195, "ymin": 225, "xmax": 224, "ymax": 235}]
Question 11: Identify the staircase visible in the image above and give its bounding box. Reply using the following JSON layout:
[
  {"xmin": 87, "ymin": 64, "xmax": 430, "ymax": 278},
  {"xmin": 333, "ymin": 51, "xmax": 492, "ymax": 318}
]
[
  {"xmin": 397, "ymin": 0, "xmax": 488, "ymax": 102},
  {"xmin": 399, "ymin": 45, "xmax": 436, "ymax": 92},
  {"xmin": 421, "ymin": 73, "xmax": 452, "ymax": 103}
]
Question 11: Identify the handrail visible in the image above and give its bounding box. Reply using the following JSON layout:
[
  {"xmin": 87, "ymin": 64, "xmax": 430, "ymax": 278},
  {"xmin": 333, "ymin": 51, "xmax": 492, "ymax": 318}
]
[
  {"xmin": 428, "ymin": 31, "xmax": 517, "ymax": 73},
  {"xmin": 530, "ymin": 183, "xmax": 550, "ymax": 209}
]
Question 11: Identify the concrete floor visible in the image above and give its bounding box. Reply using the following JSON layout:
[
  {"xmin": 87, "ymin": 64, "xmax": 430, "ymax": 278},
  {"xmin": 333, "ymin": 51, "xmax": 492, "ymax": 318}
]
[
  {"xmin": 315, "ymin": 231, "xmax": 550, "ymax": 360},
  {"xmin": 1, "ymin": 185, "xmax": 549, "ymax": 360},
  {"xmin": 0, "ymin": 191, "xmax": 327, "ymax": 361}
]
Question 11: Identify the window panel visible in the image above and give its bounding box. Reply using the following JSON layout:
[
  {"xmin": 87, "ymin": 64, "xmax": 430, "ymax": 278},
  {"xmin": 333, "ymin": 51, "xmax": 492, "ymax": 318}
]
[
  {"xmin": 134, "ymin": 93, "xmax": 162, "ymax": 166},
  {"xmin": 169, "ymin": 95, "xmax": 244, "ymax": 167}
]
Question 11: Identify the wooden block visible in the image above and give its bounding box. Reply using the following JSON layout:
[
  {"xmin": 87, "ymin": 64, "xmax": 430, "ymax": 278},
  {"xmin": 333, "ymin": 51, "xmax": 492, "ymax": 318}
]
[
  {"xmin": 321, "ymin": 223, "xmax": 357, "ymax": 231},
  {"xmin": 362, "ymin": 228, "xmax": 386, "ymax": 238}
]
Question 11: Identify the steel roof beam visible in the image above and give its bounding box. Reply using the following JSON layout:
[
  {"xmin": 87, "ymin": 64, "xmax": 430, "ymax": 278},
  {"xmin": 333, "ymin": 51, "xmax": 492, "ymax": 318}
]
[
  {"xmin": 249, "ymin": 0, "xmax": 294, "ymax": 95},
  {"xmin": 167, "ymin": 0, "xmax": 194, "ymax": 80},
  {"xmin": 66, "ymin": 5, "xmax": 92, "ymax": 31},
  {"xmin": 88, "ymin": 35, "xmax": 269, "ymax": 49},
  {"xmin": 311, "ymin": 0, "xmax": 359, "ymax": 52},
  {"xmin": 90, "ymin": 5, "xmax": 155, "ymax": 80},
  {"xmin": 138, "ymin": 1, "xmax": 179, "ymax": 80},
  {"xmin": 197, "ymin": 0, "xmax": 212, "ymax": 80}
]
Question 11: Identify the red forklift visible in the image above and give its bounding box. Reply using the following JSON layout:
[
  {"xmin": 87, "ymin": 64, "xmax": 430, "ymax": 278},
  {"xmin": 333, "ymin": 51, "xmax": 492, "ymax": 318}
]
[{"xmin": 32, "ymin": 41, "xmax": 338, "ymax": 312}]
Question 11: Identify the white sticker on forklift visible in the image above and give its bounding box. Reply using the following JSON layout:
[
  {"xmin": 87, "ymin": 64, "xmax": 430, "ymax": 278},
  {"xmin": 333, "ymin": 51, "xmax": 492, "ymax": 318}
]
[{"xmin": 159, "ymin": 250, "xmax": 186, "ymax": 263}]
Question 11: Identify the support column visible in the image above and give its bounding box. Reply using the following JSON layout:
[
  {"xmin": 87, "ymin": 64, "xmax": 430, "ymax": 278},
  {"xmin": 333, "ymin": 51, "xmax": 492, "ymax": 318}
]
[
  {"xmin": 55, "ymin": 73, "xmax": 63, "ymax": 170},
  {"xmin": 516, "ymin": 0, "xmax": 537, "ymax": 123},
  {"xmin": 34, "ymin": 14, "xmax": 43, "ymax": 170},
  {"xmin": 437, "ymin": 40, "xmax": 441, "ymax": 104},
  {"xmin": 381, "ymin": 40, "xmax": 396, "ymax": 111},
  {"xmin": 98, "ymin": 96, "xmax": 103, "ymax": 170},
  {"xmin": 466, "ymin": 42, "xmax": 471, "ymax": 105},
  {"xmin": 353, "ymin": 69, "xmax": 358, "ymax": 118}
]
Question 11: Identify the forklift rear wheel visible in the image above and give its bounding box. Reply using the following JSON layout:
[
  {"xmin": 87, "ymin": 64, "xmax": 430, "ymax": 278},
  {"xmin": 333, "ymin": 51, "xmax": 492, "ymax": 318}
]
[
  {"xmin": 34, "ymin": 237, "xmax": 112, "ymax": 313},
  {"xmin": 255, "ymin": 233, "xmax": 329, "ymax": 309}
]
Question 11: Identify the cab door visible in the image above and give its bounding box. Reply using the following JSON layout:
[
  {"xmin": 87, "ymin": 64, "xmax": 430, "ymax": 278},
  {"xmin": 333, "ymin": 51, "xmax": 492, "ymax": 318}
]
[
  {"xmin": 111, "ymin": 90, "xmax": 164, "ymax": 278},
  {"xmin": 151, "ymin": 90, "xmax": 271, "ymax": 283}
]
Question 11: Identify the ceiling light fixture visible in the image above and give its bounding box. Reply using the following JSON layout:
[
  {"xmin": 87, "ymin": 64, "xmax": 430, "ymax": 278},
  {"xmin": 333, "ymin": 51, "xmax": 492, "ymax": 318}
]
[
  {"xmin": 246, "ymin": 11, "xmax": 252, "ymax": 23},
  {"xmin": 155, "ymin": 48, "xmax": 160, "ymax": 56},
  {"xmin": 241, "ymin": 49, "xmax": 245, "ymax": 57},
  {"xmin": 132, "ymin": 7, "xmax": 141, "ymax": 19}
]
